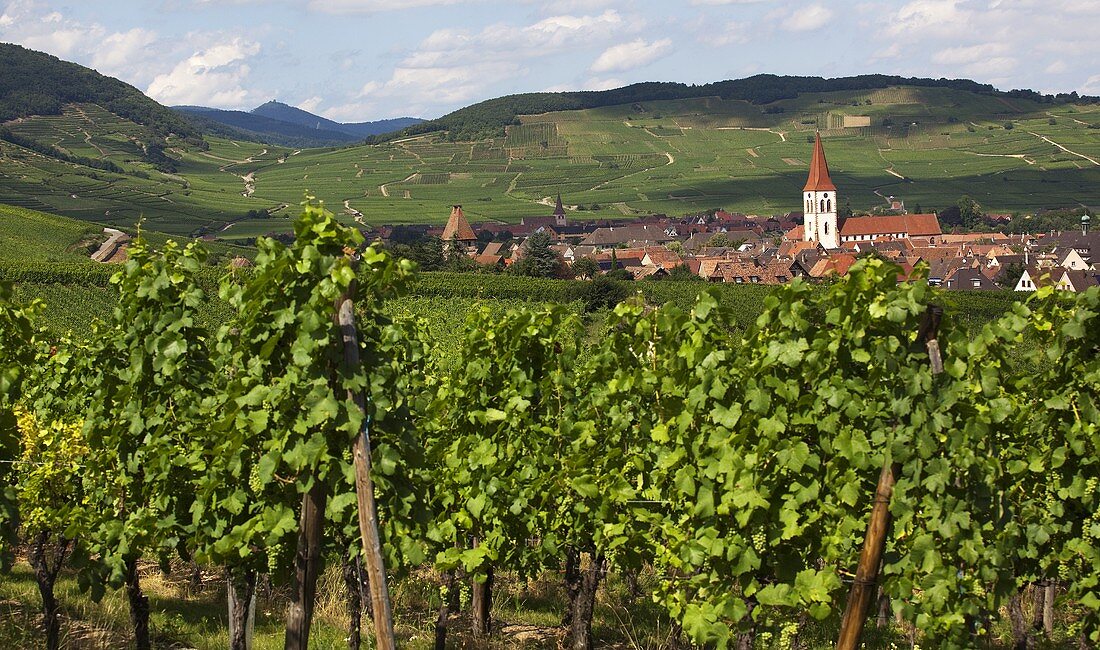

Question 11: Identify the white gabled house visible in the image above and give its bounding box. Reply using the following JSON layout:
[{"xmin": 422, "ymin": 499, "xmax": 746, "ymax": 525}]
[{"xmin": 1057, "ymin": 248, "xmax": 1090, "ymax": 271}]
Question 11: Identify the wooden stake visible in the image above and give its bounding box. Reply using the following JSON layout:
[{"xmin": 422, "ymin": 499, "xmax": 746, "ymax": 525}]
[
  {"xmin": 836, "ymin": 305, "xmax": 942, "ymax": 650},
  {"xmin": 337, "ymin": 294, "xmax": 397, "ymax": 650},
  {"xmin": 836, "ymin": 460, "xmax": 901, "ymax": 650},
  {"xmin": 284, "ymin": 478, "xmax": 327, "ymax": 650}
]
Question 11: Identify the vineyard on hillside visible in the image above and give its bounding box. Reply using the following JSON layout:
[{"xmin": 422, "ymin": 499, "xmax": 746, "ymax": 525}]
[{"xmin": 1, "ymin": 204, "xmax": 1099, "ymax": 649}]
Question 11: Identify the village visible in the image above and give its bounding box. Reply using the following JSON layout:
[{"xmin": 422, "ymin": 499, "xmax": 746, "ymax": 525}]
[{"xmin": 369, "ymin": 133, "xmax": 1098, "ymax": 293}]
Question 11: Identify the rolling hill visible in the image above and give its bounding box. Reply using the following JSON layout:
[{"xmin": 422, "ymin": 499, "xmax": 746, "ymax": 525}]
[{"xmin": 1, "ymin": 43, "xmax": 1098, "ymax": 237}]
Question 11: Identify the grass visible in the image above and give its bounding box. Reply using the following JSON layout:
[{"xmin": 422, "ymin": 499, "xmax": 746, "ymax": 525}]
[
  {"xmin": 2, "ymin": 92, "xmax": 1098, "ymax": 237},
  {"xmin": 2, "ymin": 557, "xmax": 1087, "ymax": 649}
]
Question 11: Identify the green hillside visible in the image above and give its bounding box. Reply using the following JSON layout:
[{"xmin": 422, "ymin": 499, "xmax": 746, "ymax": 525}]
[
  {"xmin": 0, "ymin": 42, "xmax": 200, "ymax": 142},
  {"xmin": 0, "ymin": 203, "xmax": 105, "ymax": 262},
  {"xmin": 1, "ymin": 48, "xmax": 1098, "ymax": 237},
  {"xmin": 207, "ymin": 88, "xmax": 1100, "ymax": 240}
]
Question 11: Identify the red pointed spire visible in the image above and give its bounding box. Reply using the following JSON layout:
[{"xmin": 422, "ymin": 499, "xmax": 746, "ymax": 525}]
[
  {"xmin": 442, "ymin": 205, "xmax": 477, "ymax": 241},
  {"xmin": 803, "ymin": 132, "xmax": 836, "ymax": 192}
]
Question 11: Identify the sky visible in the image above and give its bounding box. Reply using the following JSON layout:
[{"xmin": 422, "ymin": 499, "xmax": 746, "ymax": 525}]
[{"xmin": 1, "ymin": 0, "xmax": 1098, "ymax": 123}]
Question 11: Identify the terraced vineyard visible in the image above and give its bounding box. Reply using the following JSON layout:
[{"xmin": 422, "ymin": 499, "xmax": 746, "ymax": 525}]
[{"xmin": 2, "ymin": 87, "xmax": 1099, "ymax": 238}]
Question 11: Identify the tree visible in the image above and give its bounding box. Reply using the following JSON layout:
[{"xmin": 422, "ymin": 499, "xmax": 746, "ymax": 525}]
[
  {"xmin": 572, "ymin": 256, "xmax": 601, "ymax": 280},
  {"xmin": 511, "ymin": 232, "xmax": 567, "ymax": 278},
  {"xmin": 958, "ymin": 195, "xmax": 985, "ymax": 230},
  {"xmin": 997, "ymin": 262, "xmax": 1025, "ymax": 289},
  {"xmin": 574, "ymin": 276, "xmax": 630, "ymax": 312},
  {"xmin": 666, "ymin": 264, "xmax": 701, "ymax": 281},
  {"xmin": 840, "ymin": 199, "xmax": 853, "ymax": 219},
  {"xmin": 708, "ymin": 233, "xmax": 733, "ymax": 248}
]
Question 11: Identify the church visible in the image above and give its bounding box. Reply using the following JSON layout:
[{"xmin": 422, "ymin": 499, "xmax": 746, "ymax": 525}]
[{"xmin": 801, "ymin": 134, "xmax": 942, "ymax": 248}]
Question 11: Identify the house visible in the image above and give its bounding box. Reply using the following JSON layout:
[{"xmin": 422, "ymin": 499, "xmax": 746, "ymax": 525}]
[
  {"xmin": 808, "ymin": 253, "xmax": 858, "ymax": 279},
  {"xmin": 579, "ymin": 225, "xmax": 674, "ymax": 247},
  {"xmin": 945, "ymin": 268, "xmax": 998, "ymax": 291},
  {"xmin": 641, "ymin": 247, "xmax": 683, "ymax": 270},
  {"xmin": 1056, "ymin": 248, "xmax": 1091, "ymax": 271},
  {"xmin": 1056, "ymin": 269, "xmax": 1100, "ymax": 292},
  {"xmin": 927, "ymin": 257, "xmax": 971, "ymax": 287},
  {"xmin": 1047, "ymin": 231, "xmax": 1099, "ymax": 263},
  {"xmin": 1014, "ymin": 266, "xmax": 1058, "ymax": 292}
]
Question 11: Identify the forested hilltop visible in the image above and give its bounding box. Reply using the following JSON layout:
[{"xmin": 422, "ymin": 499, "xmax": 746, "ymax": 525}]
[
  {"xmin": 379, "ymin": 73, "xmax": 1100, "ymax": 142},
  {"xmin": 0, "ymin": 43, "xmax": 202, "ymax": 145}
]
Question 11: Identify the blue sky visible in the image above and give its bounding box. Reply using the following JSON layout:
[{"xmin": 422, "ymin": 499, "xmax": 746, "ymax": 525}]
[{"xmin": 1, "ymin": 0, "xmax": 1097, "ymax": 122}]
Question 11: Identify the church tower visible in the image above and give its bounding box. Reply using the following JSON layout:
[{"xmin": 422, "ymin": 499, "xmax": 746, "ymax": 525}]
[
  {"xmin": 802, "ymin": 133, "xmax": 839, "ymax": 249},
  {"xmin": 553, "ymin": 193, "xmax": 567, "ymax": 227}
]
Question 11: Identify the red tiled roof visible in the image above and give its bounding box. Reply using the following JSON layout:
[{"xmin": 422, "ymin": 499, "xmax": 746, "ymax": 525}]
[
  {"xmin": 809, "ymin": 253, "xmax": 857, "ymax": 278},
  {"xmin": 442, "ymin": 205, "xmax": 477, "ymax": 241},
  {"xmin": 642, "ymin": 246, "xmax": 683, "ymax": 269},
  {"xmin": 803, "ymin": 133, "xmax": 836, "ymax": 192},
  {"xmin": 784, "ymin": 224, "xmax": 805, "ymax": 241},
  {"xmin": 839, "ymin": 214, "xmax": 942, "ymax": 238}
]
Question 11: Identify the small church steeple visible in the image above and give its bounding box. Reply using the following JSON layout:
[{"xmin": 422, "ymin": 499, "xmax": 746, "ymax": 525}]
[
  {"xmin": 802, "ymin": 133, "xmax": 839, "ymax": 249},
  {"xmin": 553, "ymin": 193, "xmax": 567, "ymax": 227}
]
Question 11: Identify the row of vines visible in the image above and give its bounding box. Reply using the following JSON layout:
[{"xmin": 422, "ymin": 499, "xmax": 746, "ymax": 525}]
[{"xmin": 1, "ymin": 200, "xmax": 1098, "ymax": 649}]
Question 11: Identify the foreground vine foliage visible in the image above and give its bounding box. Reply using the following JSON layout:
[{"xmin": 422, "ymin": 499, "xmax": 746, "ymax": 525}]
[{"xmin": 1, "ymin": 211, "xmax": 1098, "ymax": 649}]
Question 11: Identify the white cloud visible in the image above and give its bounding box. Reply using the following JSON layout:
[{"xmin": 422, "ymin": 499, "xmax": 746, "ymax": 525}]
[
  {"xmin": 298, "ymin": 96, "xmax": 324, "ymax": 113},
  {"xmin": 1082, "ymin": 74, "xmax": 1100, "ymax": 95},
  {"xmin": 541, "ymin": 76, "xmax": 626, "ymax": 92},
  {"xmin": 1045, "ymin": 60, "xmax": 1067, "ymax": 75},
  {"xmin": 931, "ymin": 42, "xmax": 1008, "ymax": 65},
  {"xmin": 709, "ymin": 20, "xmax": 751, "ymax": 46},
  {"xmin": 782, "ymin": 4, "xmax": 833, "ymax": 31},
  {"xmin": 146, "ymin": 38, "xmax": 262, "ymax": 108},
  {"xmin": 343, "ymin": 8, "xmax": 635, "ymax": 115},
  {"xmin": 591, "ymin": 38, "xmax": 672, "ymax": 73},
  {"xmin": 886, "ymin": 0, "xmax": 967, "ymax": 37},
  {"xmin": 91, "ymin": 28, "xmax": 160, "ymax": 81}
]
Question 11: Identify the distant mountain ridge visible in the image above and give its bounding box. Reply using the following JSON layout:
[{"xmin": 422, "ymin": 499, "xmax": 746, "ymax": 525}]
[
  {"xmin": 250, "ymin": 101, "xmax": 422, "ymax": 138},
  {"xmin": 174, "ymin": 101, "xmax": 423, "ymax": 147}
]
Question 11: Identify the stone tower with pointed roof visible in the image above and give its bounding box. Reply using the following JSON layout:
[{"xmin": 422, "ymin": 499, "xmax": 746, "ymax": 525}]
[
  {"xmin": 442, "ymin": 205, "xmax": 477, "ymax": 242},
  {"xmin": 802, "ymin": 133, "xmax": 839, "ymax": 249},
  {"xmin": 553, "ymin": 193, "xmax": 567, "ymax": 227}
]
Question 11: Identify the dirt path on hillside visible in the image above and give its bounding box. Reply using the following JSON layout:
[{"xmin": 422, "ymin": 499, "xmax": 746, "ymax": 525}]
[
  {"xmin": 1027, "ymin": 131, "xmax": 1099, "ymax": 166},
  {"xmin": 587, "ymin": 152, "xmax": 674, "ymax": 192},
  {"xmin": 240, "ymin": 172, "xmax": 255, "ymax": 197},
  {"xmin": 379, "ymin": 173, "xmax": 416, "ymax": 197},
  {"xmin": 969, "ymin": 152, "xmax": 1036, "ymax": 165},
  {"xmin": 883, "ymin": 168, "xmax": 906, "ymax": 180},
  {"xmin": 718, "ymin": 126, "xmax": 787, "ymax": 142},
  {"xmin": 343, "ymin": 199, "xmax": 363, "ymax": 218},
  {"xmin": 82, "ymin": 130, "xmax": 108, "ymax": 158},
  {"xmin": 1047, "ymin": 111, "xmax": 1090, "ymax": 127}
]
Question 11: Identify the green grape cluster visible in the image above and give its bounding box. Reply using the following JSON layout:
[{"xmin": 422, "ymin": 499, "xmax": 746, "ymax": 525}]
[
  {"xmin": 266, "ymin": 542, "xmax": 283, "ymax": 575},
  {"xmin": 777, "ymin": 621, "xmax": 799, "ymax": 647},
  {"xmin": 248, "ymin": 462, "xmax": 263, "ymax": 495}
]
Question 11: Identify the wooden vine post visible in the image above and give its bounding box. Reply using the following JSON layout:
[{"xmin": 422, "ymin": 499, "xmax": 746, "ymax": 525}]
[
  {"xmin": 336, "ymin": 284, "xmax": 397, "ymax": 650},
  {"xmin": 836, "ymin": 306, "xmax": 942, "ymax": 650}
]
